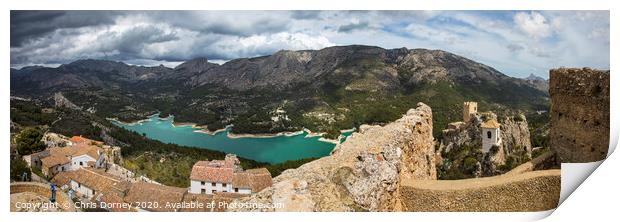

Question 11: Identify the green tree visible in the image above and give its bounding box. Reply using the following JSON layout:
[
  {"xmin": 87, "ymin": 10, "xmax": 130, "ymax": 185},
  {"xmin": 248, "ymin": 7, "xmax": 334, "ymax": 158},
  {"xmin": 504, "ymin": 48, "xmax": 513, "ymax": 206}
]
[
  {"xmin": 10, "ymin": 157, "xmax": 31, "ymax": 181},
  {"xmin": 15, "ymin": 127, "xmax": 46, "ymax": 155}
]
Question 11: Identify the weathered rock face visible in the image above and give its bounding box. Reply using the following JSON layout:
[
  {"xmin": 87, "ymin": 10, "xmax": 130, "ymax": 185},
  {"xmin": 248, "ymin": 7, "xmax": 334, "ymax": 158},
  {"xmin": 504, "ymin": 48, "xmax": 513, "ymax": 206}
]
[
  {"xmin": 549, "ymin": 68, "xmax": 610, "ymax": 162},
  {"xmin": 439, "ymin": 112, "xmax": 492, "ymax": 154},
  {"xmin": 53, "ymin": 92, "xmax": 80, "ymax": 110},
  {"xmin": 228, "ymin": 103, "xmax": 436, "ymax": 212},
  {"xmin": 500, "ymin": 114, "xmax": 532, "ymax": 156},
  {"xmin": 439, "ymin": 111, "xmax": 533, "ymax": 177}
]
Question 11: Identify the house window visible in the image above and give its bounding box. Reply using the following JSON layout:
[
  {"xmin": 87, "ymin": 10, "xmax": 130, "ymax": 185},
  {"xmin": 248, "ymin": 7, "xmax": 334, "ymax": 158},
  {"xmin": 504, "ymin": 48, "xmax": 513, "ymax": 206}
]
[
  {"xmin": 201, "ymin": 189, "xmax": 206, "ymax": 194},
  {"xmin": 212, "ymin": 190, "xmax": 216, "ymax": 193},
  {"xmin": 61, "ymin": 166, "xmax": 64, "ymax": 171},
  {"xmin": 80, "ymin": 162, "xmax": 83, "ymax": 166},
  {"xmin": 211, "ymin": 182, "xmax": 216, "ymax": 186},
  {"xmin": 223, "ymin": 183, "xmax": 227, "ymax": 187},
  {"xmin": 487, "ymin": 131, "xmax": 492, "ymax": 139},
  {"xmin": 201, "ymin": 181, "xmax": 205, "ymax": 186},
  {"xmin": 235, "ymin": 188, "xmax": 239, "ymax": 192},
  {"xmin": 78, "ymin": 183, "xmax": 81, "ymax": 188},
  {"xmin": 92, "ymin": 190, "xmax": 96, "ymax": 195}
]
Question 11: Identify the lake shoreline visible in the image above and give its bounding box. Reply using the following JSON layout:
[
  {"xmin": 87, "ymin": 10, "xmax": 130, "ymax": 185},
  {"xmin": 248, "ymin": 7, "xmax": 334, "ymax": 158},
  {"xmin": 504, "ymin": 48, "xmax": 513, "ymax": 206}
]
[{"xmin": 110, "ymin": 114, "xmax": 356, "ymax": 143}]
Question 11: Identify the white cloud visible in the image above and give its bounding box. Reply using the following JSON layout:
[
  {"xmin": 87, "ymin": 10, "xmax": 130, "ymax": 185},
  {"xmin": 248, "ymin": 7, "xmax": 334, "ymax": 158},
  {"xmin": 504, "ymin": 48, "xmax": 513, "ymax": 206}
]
[
  {"xmin": 513, "ymin": 12, "xmax": 552, "ymax": 39},
  {"xmin": 10, "ymin": 11, "xmax": 609, "ymax": 79}
]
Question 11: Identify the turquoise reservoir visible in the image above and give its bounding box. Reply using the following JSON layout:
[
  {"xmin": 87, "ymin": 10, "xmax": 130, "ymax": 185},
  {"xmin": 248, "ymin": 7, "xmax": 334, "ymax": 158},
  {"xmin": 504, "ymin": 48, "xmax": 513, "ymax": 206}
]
[{"xmin": 111, "ymin": 115, "xmax": 352, "ymax": 164}]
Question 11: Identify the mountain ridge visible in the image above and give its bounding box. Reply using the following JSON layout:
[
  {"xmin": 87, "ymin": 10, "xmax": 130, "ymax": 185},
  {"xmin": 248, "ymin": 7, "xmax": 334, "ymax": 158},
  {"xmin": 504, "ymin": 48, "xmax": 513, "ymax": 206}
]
[{"xmin": 10, "ymin": 45, "xmax": 549, "ymax": 138}]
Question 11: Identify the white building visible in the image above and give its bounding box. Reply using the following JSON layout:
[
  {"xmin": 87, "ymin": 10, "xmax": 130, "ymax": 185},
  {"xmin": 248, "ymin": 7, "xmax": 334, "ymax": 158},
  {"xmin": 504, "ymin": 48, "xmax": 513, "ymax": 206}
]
[
  {"xmin": 31, "ymin": 142, "xmax": 106, "ymax": 177},
  {"xmin": 189, "ymin": 155, "xmax": 272, "ymax": 195},
  {"xmin": 481, "ymin": 119, "xmax": 502, "ymax": 153}
]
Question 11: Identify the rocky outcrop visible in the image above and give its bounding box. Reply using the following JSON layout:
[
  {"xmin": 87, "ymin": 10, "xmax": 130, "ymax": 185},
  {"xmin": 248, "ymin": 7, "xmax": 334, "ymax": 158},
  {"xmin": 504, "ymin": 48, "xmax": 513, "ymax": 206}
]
[
  {"xmin": 524, "ymin": 74, "xmax": 549, "ymax": 92},
  {"xmin": 439, "ymin": 111, "xmax": 533, "ymax": 177},
  {"xmin": 53, "ymin": 92, "xmax": 80, "ymax": 110},
  {"xmin": 228, "ymin": 103, "xmax": 436, "ymax": 212},
  {"xmin": 439, "ymin": 112, "xmax": 495, "ymax": 154},
  {"xmin": 500, "ymin": 114, "xmax": 532, "ymax": 156},
  {"xmin": 549, "ymin": 68, "xmax": 610, "ymax": 162}
]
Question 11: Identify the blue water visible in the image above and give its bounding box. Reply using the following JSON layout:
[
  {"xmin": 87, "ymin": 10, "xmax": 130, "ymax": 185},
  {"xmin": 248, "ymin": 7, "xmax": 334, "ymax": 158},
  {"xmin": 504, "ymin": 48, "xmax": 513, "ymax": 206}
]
[{"xmin": 111, "ymin": 115, "xmax": 353, "ymax": 164}]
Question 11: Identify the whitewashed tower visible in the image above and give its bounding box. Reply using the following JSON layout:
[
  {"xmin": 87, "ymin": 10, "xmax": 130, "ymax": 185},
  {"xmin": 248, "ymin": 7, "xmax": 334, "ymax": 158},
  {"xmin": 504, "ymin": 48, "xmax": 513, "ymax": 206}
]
[{"xmin": 481, "ymin": 119, "xmax": 501, "ymax": 153}]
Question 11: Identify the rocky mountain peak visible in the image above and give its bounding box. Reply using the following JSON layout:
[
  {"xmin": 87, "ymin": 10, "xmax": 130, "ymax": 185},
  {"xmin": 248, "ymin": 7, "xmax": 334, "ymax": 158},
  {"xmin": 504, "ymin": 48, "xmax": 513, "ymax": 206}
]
[{"xmin": 173, "ymin": 57, "xmax": 218, "ymax": 75}]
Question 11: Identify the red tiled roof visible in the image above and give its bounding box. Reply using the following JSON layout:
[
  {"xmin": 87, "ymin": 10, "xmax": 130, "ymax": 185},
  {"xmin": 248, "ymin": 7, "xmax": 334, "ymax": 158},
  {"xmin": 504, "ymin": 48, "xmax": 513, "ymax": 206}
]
[
  {"xmin": 41, "ymin": 154, "xmax": 70, "ymax": 168},
  {"xmin": 124, "ymin": 182, "xmax": 186, "ymax": 212},
  {"xmin": 245, "ymin": 168, "xmax": 272, "ymax": 192},
  {"xmin": 232, "ymin": 168, "xmax": 272, "ymax": 192},
  {"xmin": 190, "ymin": 160, "xmax": 234, "ymax": 183}
]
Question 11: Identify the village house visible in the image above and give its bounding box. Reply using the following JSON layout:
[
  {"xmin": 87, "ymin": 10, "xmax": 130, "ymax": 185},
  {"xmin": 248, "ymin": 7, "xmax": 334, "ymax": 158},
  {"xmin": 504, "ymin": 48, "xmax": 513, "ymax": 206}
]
[
  {"xmin": 52, "ymin": 168, "xmax": 130, "ymax": 200},
  {"xmin": 31, "ymin": 136, "xmax": 107, "ymax": 177},
  {"xmin": 189, "ymin": 154, "xmax": 272, "ymax": 195}
]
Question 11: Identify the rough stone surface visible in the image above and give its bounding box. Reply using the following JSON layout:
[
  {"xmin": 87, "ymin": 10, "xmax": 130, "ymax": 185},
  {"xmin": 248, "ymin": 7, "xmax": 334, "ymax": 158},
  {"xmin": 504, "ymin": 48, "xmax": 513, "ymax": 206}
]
[
  {"xmin": 500, "ymin": 114, "xmax": 532, "ymax": 156},
  {"xmin": 228, "ymin": 103, "xmax": 436, "ymax": 212},
  {"xmin": 10, "ymin": 182, "xmax": 77, "ymax": 212},
  {"xmin": 439, "ymin": 111, "xmax": 533, "ymax": 176},
  {"xmin": 399, "ymin": 169, "xmax": 560, "ymax": 212},
  {"xmin": 549, "ymin": 68, "xmax": 609, "ymax": 162}
]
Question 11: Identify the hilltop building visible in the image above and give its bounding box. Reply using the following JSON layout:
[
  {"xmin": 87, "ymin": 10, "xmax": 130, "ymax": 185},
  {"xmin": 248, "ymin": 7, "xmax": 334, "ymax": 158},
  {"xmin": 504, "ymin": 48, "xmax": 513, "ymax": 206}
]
[
  {"xmin": 189, "ymin": 154, "xmax": 272, "ymax": 195},
  {"xmin": 31, "ymin": 136, "xmax": 108, "ymax": 177},
  {"xmin": 463, "ymin": 101, "xmax": 477, "ymax": 122},
  {"xmin": 481, "ymin": 119, "xmax": 502, "ymax": 153}
]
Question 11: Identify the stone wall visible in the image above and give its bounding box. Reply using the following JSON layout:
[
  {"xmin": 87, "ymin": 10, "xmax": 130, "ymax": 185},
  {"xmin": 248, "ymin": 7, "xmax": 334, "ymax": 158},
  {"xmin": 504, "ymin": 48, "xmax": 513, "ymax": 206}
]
[
  {"xmin": 549, "ymin": 68, "xmax": 610, "ymax": 162},
  {"xmin": 399, "ymin": 169, "xmax": 560, "ymax": 212},
  {"xmin": 10, "ymin": 182, "xmax": 77, "ymax": 212},
  {"xmin": 228, "ymin": 103, "xmax": 436, "ymax": 212}
]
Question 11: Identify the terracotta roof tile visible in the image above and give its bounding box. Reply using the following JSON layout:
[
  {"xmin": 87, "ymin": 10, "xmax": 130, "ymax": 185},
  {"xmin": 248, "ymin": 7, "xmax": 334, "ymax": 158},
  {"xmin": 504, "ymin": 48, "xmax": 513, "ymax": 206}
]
[
  {"xmin": 41, "ymin": 155, "xmax": 70, "ymax": 168},
  {"xmin": 124, "ymin": 182, "xmax": 186, "ymax": 212},
  {"xmin": 190, "ymin": 161, "xmax": 234, "ymax": 183},
  {"xmin": 52, "ymin": 168, "xmax": 129, "ymax": 194},
  {"xmin": 246, "ymin": 168, "xmax": 272, "ymax": 192}
]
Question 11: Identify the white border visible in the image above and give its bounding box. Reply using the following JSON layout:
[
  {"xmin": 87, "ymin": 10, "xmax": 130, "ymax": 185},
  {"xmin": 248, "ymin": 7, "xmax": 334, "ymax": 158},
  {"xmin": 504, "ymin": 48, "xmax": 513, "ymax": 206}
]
[{"xmin": 2, "ymin": 1, "xmax": 617, "ymax": 222}]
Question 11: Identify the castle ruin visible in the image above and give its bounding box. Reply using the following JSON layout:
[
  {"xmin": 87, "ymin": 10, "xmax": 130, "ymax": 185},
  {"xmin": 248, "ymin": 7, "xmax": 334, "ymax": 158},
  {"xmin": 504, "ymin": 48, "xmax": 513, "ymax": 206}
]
[
  {"xmin": 463, "ymin": 101, "xmax": 477, "ymax": 122},
  {"xmin": 549, "ymin": 68, "xmax": 610, "ymax": 163}
]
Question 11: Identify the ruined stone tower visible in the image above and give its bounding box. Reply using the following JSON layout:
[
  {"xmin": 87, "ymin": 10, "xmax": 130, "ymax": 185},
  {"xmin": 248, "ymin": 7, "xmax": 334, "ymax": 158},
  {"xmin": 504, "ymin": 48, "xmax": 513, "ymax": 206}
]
[
  {"xmin": 463, "ymin": 101, "xmax": 478, "ymax": 122},
  {"xmin": 549, "ymin": 68, "xmax": 609, "ymax": 162}
]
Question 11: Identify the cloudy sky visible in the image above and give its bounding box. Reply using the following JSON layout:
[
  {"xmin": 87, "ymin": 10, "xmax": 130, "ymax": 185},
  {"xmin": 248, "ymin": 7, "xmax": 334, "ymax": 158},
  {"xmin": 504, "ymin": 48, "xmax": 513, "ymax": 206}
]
[{"xmin": 10, "ymin": 10, "xmax": 609, "ymax": 78}]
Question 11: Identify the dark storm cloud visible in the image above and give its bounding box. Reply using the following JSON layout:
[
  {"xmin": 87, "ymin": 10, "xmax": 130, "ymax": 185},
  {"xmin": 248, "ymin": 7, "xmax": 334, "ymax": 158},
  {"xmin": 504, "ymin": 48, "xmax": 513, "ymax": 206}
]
[
  {"xmin": 291, "ymin": 11, "xmax": 322, "ymax": 20},
  {"xmin": 338, "ymin": 21, "xmax": 370, "ymax": 33},
  {"xmin": 9, "ymin": 10, "xmax": 610, "ymax": 78},
  {"xmin": 10, "ymin": 11, "xmax": 120, "ymax": 47},
  {"xmin": 96, "ymin": 25, "xmax": 180, "ymax": 61},
  {"xmin": 145, "ymin": 11, "xmax": 290, "ymax": 36}
]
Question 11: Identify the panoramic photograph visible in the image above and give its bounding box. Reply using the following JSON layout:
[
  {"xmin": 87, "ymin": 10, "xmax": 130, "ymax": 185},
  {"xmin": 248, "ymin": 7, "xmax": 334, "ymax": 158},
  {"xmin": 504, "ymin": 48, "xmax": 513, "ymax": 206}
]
[{"xmin": 9, "ymin": 10, "xmax": 609, "ymax": 212}]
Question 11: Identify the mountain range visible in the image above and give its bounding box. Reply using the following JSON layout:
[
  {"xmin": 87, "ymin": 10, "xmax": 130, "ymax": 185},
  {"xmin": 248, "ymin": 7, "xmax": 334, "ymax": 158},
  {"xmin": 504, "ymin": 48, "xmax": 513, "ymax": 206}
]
[{"xmin": 10, "ymin": 45, "xmax": 549, "ymax": 138}]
